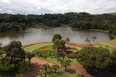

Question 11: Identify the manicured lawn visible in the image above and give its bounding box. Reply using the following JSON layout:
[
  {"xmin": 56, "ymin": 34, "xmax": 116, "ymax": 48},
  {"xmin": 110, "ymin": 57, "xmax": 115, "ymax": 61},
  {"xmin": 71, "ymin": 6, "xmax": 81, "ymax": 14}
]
[
  {"xmin": 37, "ymin": 56, "xmax": 80, "ymax": 65},
  {"xmin": 22, "ymin": 43, "xmax": 34, "ymax": 48},
  {"xmin": 43, "ymin": 45, "xmax": 54, "ymax": 50},
  {"xmin": 100, "ymin": 39, "xmax": 116, "ymax": 45},
  {"xmin": 24, "ymin": 44, "xmax": 52, "ymax": 52},
  {"xmin": 99, "ymin": 45, "xmax": 114, "ymax": 53},
  {"xmin": 0, "ymin": 51, "xmax": 6, "ymax": 55},
  {"xmin": 36, "ymin": 68, "xmax": 78, "ymax": 77}
]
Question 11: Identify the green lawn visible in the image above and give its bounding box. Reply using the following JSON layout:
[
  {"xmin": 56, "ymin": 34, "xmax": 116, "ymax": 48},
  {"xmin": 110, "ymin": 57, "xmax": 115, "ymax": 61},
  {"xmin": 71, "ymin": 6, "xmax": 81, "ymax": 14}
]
[
  {"xmin": 22, "ymin": 43, "xmax": 34, "ymax": 48},
  {"xmin": 0, "ymin": 51, "xmax": 6, "ymax": 55},
  {"xmin": 100, "ymin": 39, "xmax": 116, "ymax": 45},
  {"xmin": 36, "ymin": 68, "xmax": 78, "ymax": 77},
  {"xmin": 37, "ymin": 56, "xmax": 80, "ymax": 65},
  {"xmin": 43, "ymin": 45, "xmax": 54, "ymax": 50},
  {"xmin": 98, "ymin": 45, "xmax": 115, "ymax": 53},
  {"xmin": 24, "ymin": 44, "xmax": 52, "ymax": 52}
]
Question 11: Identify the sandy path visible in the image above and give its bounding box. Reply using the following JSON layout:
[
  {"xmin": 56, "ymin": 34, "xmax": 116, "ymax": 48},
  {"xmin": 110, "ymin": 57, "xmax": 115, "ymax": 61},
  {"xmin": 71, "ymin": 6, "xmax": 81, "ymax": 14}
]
[
  {"xmin": 21, "ymin": 42, "xmax": 116, "ymax": 77},
  {"xmin": 1, "ymin": 42, "xmax": 115, "ymax": 77},
  {"xmin": 20, "ymin": 42, "xmax": 92, "ymax": 77}
]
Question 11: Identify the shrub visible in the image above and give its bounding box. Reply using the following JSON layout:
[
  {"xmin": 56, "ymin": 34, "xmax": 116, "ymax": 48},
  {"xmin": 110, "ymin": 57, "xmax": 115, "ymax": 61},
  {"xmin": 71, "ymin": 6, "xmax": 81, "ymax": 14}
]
[{"xmin": 77, "ymin": 46, "xmax": 112, "ymax": 69}]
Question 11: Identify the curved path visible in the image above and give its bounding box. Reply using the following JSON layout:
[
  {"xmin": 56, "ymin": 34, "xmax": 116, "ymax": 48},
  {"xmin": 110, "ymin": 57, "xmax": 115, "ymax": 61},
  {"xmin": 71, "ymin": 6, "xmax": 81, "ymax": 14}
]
[
  {"xmin": 20, "ymin": 42, "xmax": 116, "ymax": 77},
  {"xmin": 20, "ymin": 42, "xmax": 92, "ymax": 77},
  {"xmin": 1, "ymin": 42, "xmax": 115, "ymax": 77}
]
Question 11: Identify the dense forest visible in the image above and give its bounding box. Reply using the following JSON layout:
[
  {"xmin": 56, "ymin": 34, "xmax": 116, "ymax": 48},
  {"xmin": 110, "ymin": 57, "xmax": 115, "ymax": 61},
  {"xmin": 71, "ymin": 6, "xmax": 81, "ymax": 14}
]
[{"xmin": 0, "ymin": 12, "xmax": 116, "ymax": 35}]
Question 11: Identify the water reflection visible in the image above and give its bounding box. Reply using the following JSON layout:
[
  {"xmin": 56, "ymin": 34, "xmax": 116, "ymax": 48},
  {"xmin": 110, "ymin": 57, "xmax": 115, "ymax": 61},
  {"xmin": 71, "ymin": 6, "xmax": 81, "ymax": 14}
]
[{"xmin": 0, "ymin": 27, "xmax": 112, "ymax": 46}]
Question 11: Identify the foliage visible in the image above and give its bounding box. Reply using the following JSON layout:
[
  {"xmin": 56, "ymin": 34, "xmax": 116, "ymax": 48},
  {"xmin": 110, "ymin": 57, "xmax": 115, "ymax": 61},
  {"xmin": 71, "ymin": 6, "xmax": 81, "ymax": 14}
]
[
  {"xmin": 52, "ymin": 34, "xmax": 62, "ymax": 42},
  {"xmin": 65, "ymin": 37, "xmax": 70, "ymax": 43},
  {"xmin": 53, "ymin": 39, "xmax": 66, "ymax": 49},
  {"xmin": 26, "ymin": 52, "xmax": 35, "ymax": 66},
  {"xmin": 76, "ymin": 73, "xmax": 84, "ymax": 77},
  {"xmin": 59, "ymin": 57, "xmax": 71, "ymax": 71},
  {"xmin": 33, "ymin": 50, "xmax": 56, "ymax": 58},
  {"xmin": 0, "ymin": 12, "xmax": 116, "ymax": 35},
  {"xmin": 51, "ymin": 64, "xmax": 60, "ymax": 73},
  {"xmin": 110, "ymin": 50, "xmax": 116, "ymax": 72},
  {"xmin": 101, "ymin": 38, "xmax": 116, "ymax": 45},
  {"xmin": 41, "ymin": 63, "xmax": 50, "ymax": 72},
  {"xmin": 0, "ymin": 60, "xmax": 34, "ymax": 77},
  {"xmin": 84, "ymin": 38, "xmax": 90, "ymax": 44},
  {"xmin": 0, "ymin": 56, "xmax": 15, "ymax": 71},
  {"xmin": 77, "ymin": 46, "xmax": 112, "ymax": 69},
  {"xmin": 98, "ymin": 45, "xmax": 114, "ymax": 53},
  {"xmin": 4, "ymin": 41, "xmax": 25, "ymax": 59},
  {"xmin": 91, "ymin": 36, "xmax": 97, "ymax": 43},
  {"xmin": 65, "ymin": 51, "xmax": 77, "ymax": 59}
]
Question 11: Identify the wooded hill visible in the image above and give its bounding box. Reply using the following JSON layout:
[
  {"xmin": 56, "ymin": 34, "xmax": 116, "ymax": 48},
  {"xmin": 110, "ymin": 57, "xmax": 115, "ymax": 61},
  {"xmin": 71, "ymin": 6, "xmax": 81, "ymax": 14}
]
[{"xmin": 0, "ymin": 12, "xmax": 116, "ymax": 35}]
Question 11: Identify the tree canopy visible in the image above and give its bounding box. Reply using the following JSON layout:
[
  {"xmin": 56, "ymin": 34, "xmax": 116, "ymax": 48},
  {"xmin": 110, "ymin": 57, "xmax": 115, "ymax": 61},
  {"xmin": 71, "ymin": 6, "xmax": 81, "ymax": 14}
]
[
  {"xmin": 0, "ymin": 12, "xmax": 116, "ymax": 35},
  {"xmin": 77, "ymin": 46, "xmax": 112, "ymax": 69},
  {"xmin": 52, "ymin": 34, "xmax": 62, "ymax": 42}
]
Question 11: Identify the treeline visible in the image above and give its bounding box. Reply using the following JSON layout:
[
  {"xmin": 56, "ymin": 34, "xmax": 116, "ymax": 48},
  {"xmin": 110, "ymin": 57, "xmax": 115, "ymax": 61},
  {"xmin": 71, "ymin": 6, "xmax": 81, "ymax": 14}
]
[{"xmin": 0, "ymin": 12, "xmax": 116, "ymax": 35}]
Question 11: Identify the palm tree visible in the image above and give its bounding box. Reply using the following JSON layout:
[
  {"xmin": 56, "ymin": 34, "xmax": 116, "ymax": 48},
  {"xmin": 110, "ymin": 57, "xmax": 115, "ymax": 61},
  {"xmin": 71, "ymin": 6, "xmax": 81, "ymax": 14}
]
[
  {"xmin": 41, "ymin": 63, "xmax": 50, "ymax": 72},
  {"xmin": 65, "ymin": 37, "xmax": 70, "ymax": 44},
  {"xmin": 26, "ymin": 52, "xmax": 35, "ymax": 66},
  {"xmin": 52, "ymin": 64, "xmax": 60, "ymax": 73},
  {"xmin": 84, "ymin": 38, "xmax": 90, "ymax": 44},
  {"xmin": 91, "ymin": 36, "xmax": 97, "ymax": 43}
]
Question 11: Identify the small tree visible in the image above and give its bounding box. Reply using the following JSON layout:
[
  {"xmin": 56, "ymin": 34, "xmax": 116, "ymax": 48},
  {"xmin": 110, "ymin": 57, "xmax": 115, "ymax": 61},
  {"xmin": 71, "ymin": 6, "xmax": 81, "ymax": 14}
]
[
  {"xmin": 77, "ymin": 46, "xmax": 112, "ymax": 69},
  {"xmin": 0, "ymin": 43, "xmax": 2, "ymax": 50},
  {"xmin": 84, "ymin": 38, "xmax": 90, "ymax": 44},
  {"xmin": 52, "ymin": 64, "xmax": 60, "ymax": 73},
  {"xmin": 65, "ymin": 37, "xmax": 70, "ymax": 44},
  {"xmin": 53, "ymin": 39, "xmax": 66, "ymax": 50},
  {"xmin": 41, "ymin": 63, "xmax": 50, "ymax": 72},
  {"xmin": 59, "ymin": 57, "xmax": 71, "ymax": 71},
  {"xmin": 91, "ymin": 36, "xmax": 97, "ymax": 43},
  {"xmin": 52, "ymin": 34, "xmax": 62, "ymax": 42},
  {"xmin": 26, "ymin": 52, "xmax": 35, "ymax": 66}
]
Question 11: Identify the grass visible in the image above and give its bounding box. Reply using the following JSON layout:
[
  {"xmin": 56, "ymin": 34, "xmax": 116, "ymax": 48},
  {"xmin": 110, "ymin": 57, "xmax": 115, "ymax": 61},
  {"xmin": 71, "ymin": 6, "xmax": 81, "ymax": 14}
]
[
  {"xmin": 22, "ymin": 43, "xmax": 34, "ymax": 48},
  {"xmin": 24, "ymin": 44, "xmax": 52, "ymax": 52},
  {"xmin": 0, "ymin": 51, "xmax": 6, "ymax": 55},
  {"xmin": 100, "ymin": 39, "xmax": 116, "ymax": 45},
  {"xmin": 36, "ymin": 67, "xmax": 78, "ymax": 77},
  {"xmin": 0, "ymin": 60, "xmax": 34, "ymax": 77},
  {"xmin": 99, "ymin": 45, "xmax": 114, "ymax": 53},
  {"xmin": 89, "ymin": 29, "xmax": 109, "ymax": 32},
  {"xmin": 43, "ymin": 45, "xmax": 54, "ymax": 50},
  {"xmin": 37, "ymin": 56, "xmax": 80, "ymax": 65}
]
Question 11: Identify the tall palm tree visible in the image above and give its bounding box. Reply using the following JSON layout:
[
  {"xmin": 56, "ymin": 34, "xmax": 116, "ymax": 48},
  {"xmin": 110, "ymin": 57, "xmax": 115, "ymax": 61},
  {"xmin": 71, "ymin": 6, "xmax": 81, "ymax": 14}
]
[
  {"xmin": 85, "ymin": 38, "xmax": 90, "ymax": 44},
  {"xmin": 91, "ymin": 36, "xmax": 97, "ymax": 43},
  {"xmin": 52, "ymin": 64, "xmax": 60, "ymax": 73}
]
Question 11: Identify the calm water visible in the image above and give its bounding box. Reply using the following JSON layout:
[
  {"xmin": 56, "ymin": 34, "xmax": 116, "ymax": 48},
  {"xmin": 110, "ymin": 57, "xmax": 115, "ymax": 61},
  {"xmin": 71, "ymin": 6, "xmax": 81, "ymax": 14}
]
[{"xmin": 0, "ymin": 27, "xmax": 112, "ymax": 46}]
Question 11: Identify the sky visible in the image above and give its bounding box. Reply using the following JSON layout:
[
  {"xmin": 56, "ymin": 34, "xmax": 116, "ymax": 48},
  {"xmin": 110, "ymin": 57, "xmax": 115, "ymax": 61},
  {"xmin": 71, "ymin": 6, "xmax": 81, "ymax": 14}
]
[{"xmin": 0, "ymin": 0, "xmax": 116, "ymax": 14}]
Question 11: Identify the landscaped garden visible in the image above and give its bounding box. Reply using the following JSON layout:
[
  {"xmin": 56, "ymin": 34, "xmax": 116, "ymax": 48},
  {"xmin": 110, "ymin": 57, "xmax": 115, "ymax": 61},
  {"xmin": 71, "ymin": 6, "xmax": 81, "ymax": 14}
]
[{"xmin": 0, "ymin": 33, "xmax": 116, "ymax": 77}]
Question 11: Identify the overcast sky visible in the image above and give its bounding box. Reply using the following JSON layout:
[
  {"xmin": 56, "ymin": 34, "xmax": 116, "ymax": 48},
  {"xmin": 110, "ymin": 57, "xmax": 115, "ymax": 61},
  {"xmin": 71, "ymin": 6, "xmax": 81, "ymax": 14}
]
[{"xmin": 0, "ymin": 0, "xmax": 116, "ymax": 14}]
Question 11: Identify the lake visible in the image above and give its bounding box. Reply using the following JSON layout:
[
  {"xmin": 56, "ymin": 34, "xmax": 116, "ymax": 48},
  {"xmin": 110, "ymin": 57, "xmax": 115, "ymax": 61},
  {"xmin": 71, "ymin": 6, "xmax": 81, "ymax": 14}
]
[{"xmin": 0, "ymin": 27, "xmax": 112, "ymax": 46}]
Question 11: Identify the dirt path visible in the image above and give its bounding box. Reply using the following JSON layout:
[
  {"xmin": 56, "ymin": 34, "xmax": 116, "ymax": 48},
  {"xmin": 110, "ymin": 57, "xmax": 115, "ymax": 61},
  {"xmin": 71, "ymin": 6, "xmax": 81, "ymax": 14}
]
[
  {"xmin": 1, "ymin": 42, "xmax": 115, "ymax": 77},
  {"xmin": 21, "ymin": 42, "xmax": 116, "ymax": 77},
  {"xmin": 20, "ymin": 42, "xmax": 93, "ymax": 77},
  {"xmin": 20, "ymin": 57, "xmax": 92, "ymax": 77}
]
